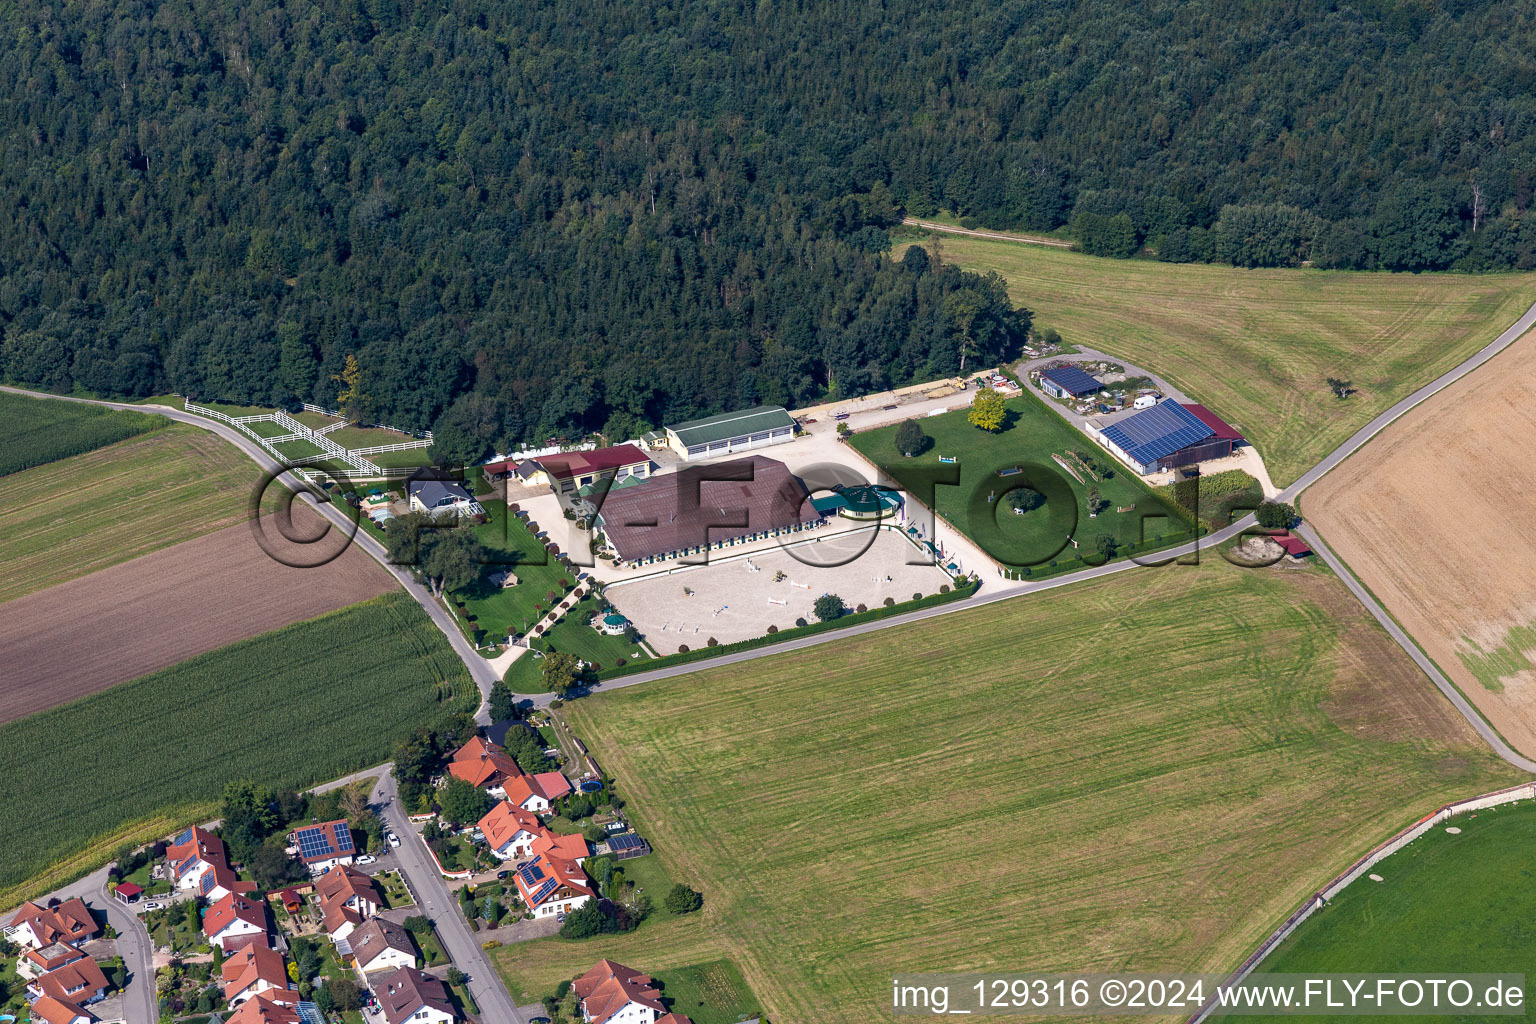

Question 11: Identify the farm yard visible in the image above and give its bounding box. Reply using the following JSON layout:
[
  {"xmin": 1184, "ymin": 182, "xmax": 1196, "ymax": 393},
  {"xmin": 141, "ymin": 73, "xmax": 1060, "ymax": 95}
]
[
  {"xmin": 0, "ymin": 505, "xmax": 396, "ymax": 722},
  {"xmin": 849, "ymin": 392, "xmax": 1193, "ymax": 573},
  {"xmin": 1306, "ymin": 327, "xmax": 1536, "ymax": 758},
  {"xmin": 0, "ymin": 591, "xmax": 477, "ymax": 906},
  {"xmin": 0, "ymin": 424, "xmax": 256, "ymax": 603},
  {"xmin": 523, "ymin": 560, "xmax": 1521, "ymax": 1024},
  {"xmin": 0, "ymin": 389, "xmax": 162, "ymax": 475},
  {"xmin": 905, "ymin": 233, "xmax": 1536, "ymax": 485},
  {"xmin": 1233, "ymin": 800, "xmax": 1536, "ymax": 1000}
]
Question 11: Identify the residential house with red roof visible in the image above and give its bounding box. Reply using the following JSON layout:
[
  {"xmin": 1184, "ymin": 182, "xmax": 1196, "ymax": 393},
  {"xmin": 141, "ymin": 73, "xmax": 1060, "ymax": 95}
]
[
  {"xmin": 477, "ymin": 801, "xmax": 548, "ymax": 861},
  {"xmin": 225, "ymin": 992, "xmax": 303, "ymax": 1024},
  {"xmin": 19, "ymin": 942, "xmax": 87, "ymax": 980},
  {"xmin": 167, "ymin": 827, "xmax": 227, "ymax": 890},
  {"xmin": 503, "ymin": 771, "xmax": 573, "ymax": 815},
  {"xmin": 376, "ymin": 966, "xmax": 459, "ymax": 1024},
  {"xmin": 26, "ymin": 952, "xmax": 108, "ymax": 1009},
  {"xmin": 513, "ymin": 847, "xmax": 594, "ymax": 919},
  {"xmin": 28, "ymin": 994, "xmax": 93, "ymax": 1024},
  {"xmin": 8, "ymin": 899, "xmax": 99, "ymax": 950},
  {"xmin": 447, "ymin": 736, "xmax": 525, "ymax": 797},
  {"xmin": 531, "ymin": 830, "xmax": 589, "ymax": 865},
  {"xmin": 221, "ymin": 944, "xmax": 295, "ymax": 1008},
  {"xmin": 487, "ymin": 444, "xmax": 653, "ymax": 496},
  {"xmin": 204, "ymin": 892, "xmax": 269, "ymax": 952},
  {"xmin": 572, "ymin": 960, "xmax": 668, "ymax": 1024},
  {"xmin": 314, "ymin": 863, "xmax": 381, "ymax": 941},
  {"xmin": 287, "ymin": 819, "xmax": 358, "ymax": 874}
]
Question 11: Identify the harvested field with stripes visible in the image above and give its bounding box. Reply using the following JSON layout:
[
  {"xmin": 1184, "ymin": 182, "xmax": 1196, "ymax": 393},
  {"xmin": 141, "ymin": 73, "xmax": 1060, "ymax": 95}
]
[{"xmin": 0, "ymin": 505, "xmax": 396, "ymax": 723}]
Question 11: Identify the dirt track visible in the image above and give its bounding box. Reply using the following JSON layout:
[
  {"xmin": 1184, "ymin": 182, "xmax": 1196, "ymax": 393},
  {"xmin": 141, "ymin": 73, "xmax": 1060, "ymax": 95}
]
[
  {"xmin": 0, "ymin": 507, "xmax": 395, "ymax": 723},
  {"xmin": 1308, "ymin": 328, "xmax": 1536, "ymax": 756}
]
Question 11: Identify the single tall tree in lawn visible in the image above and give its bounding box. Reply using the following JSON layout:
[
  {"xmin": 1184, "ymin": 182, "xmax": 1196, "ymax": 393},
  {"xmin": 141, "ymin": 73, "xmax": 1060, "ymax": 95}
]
[
  {"xmin": 331, "ymin": 352, "xmax": 369, "ymax": 422},
  {"xmin": 422, "ymin": 526, "xmax": 484, "ymax": 596},
  {"xmin": 1008, "ymin": 487, "xmax": 1045, "ymax": 514},
  {"xmin": 488, "ymin": 681, "xmax": 519, "ymax": 722},
  {"xmin": 967, "ymin": 386, "xmax": 1006, "ymax": 432},
  {"xmin": 895, "ymin": 419, "xmax": 927, "ymax": 457},
  {"xmin": 541, "ymin": 651, "xmax": 585, "ymax": 697}
]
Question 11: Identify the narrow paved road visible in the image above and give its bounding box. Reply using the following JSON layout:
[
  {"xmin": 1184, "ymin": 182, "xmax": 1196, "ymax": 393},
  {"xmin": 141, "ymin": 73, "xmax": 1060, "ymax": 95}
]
[
  {"xmin": 53, "ymin": 867, "xmax": 155, "ymax": 1024},
  {"xmin": 0, "ymin": 387, "xmax": 499, "ymax": 724},
  {"xmin": 902, "ymin": 217, "xmax": 1075, "ymax": 248},
  {"xmin": 373, "ymin": 773, "xmax": 525, "ymax": 1024}
]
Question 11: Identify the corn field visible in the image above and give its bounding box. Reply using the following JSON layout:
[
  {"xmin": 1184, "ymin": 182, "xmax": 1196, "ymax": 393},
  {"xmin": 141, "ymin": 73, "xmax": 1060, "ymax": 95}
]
[
  {"xmin": 0, "ymin": 391, "xmax": 161, "ymax": 476},
  {"xmin": 0, "ymin": 592, "xmax": 477, "ymax": 891}
]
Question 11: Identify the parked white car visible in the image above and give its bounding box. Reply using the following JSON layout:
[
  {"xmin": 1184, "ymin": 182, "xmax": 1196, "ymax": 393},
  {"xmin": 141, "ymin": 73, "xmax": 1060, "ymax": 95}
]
[
  {"xmin": 355, "ymin": 854, "xmax": 377, "ymax": 865},
  {"xmin": 387, "ymin": 833, "xmax": 401, "ymax": 848}
]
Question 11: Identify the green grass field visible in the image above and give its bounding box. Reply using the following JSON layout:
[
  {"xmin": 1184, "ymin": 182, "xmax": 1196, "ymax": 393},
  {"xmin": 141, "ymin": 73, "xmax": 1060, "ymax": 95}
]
[
  {"xmin": 0, "ymin": 592, "xmax": 477, "ymax": 901},
  {"xmin": 328, "ymin": 424, "xmax": 417, "ymax": 449},
  {"xmin": 913, "ymin": 235, "xmax": 1536, "ymax": 485},
  {"xmin": 458, "ymin": 503, "xmax": 580, "ymax": 639},
  {"xmin": 490, "ymin": 561, "xmax": 1521, "ymax": 1022},
  {"xmin": 0, "ymin": 424, "xmax": 258, "ymax": 603},
  {"xmin": 501, "ymin": 594, "xmax": 652, "ymax": 691},
  {"xmin": 0, "ymin": 390, "xmax": 162, "ymax": 475},
  {"xmin": 243, "ymin": 417, "xmax": 295, "ymax": 439},
  {"xmin": 849, "ymin": 393, "xmax": 1193, "ymax": 573},
  {"xmin": 653, "ymin": 959, "xmax": 761, "ymax": 1024},
  {"xmin": 1224, "ymin": 800, "xmax": 1536, "ymax": 1021}
]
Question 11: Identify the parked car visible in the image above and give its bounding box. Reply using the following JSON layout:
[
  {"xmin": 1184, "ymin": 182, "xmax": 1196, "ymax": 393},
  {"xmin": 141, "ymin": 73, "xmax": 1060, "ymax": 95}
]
[
  {"xmin": 388, "ymin": 833, "xmax": 401, "ymax": 848},
  {"xmin": 143, "ymin": 901, "xmax": 164, "ymax": 911},
  {"xmin": 496, "ymin": 870, "xmax": 511, "ymax": 880},
  {"xmin": 355, "ymin": 854, "xmax": 377, "ymax": 865}
]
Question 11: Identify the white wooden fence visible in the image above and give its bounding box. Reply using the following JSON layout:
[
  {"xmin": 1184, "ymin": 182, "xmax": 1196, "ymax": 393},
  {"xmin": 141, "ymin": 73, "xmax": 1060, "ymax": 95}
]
[
  {"xmin": 186, "ymin": 401, "xmax": 383, "ymax": 475},
  {"xmin": 1188, "ymin": 781, "xmax": 1536, "ymax": 1023}
]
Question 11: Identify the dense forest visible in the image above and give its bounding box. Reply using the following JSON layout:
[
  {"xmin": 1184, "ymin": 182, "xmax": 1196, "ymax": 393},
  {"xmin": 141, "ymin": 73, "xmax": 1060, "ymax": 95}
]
[{"xmin": 3, "ymin": 0, "xmax": 1535, "ymax": 455}]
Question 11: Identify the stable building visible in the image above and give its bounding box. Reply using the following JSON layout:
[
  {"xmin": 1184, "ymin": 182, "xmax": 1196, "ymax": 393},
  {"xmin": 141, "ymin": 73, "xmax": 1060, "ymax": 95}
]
[
  {"xmin": 1095, "ymin": 402, "xmax": 1246, "ymax": 476},
  {"xmin": 1038, "ymin": 365, "xmax": 1103, "ymax": 400},
  {"xmin": 486, "ymin": 445, "xmax": 653, "ymax": 495},
  {"xmin": 665, "ymin": 405, "xmax": 795, "ymax": 461},
  {"xmin": 594, "ymin": 456, "xmax": 822, "ymax": 565}
]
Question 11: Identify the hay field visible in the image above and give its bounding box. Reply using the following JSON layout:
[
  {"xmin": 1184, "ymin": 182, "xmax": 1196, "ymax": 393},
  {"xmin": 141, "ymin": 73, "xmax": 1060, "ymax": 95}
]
[
  {"xmin": 0, "ymin": 424, "xmax": 257, "ymax": 603},
  {"xmin": 912, "ymin": 235, "xmax": 1536, "ymax": 486},
  {"xmin": 1307, "ymin": 329, "xmax": 1536, "ymax": 757},
  {"xmin": 493, "ymin": 561, "xmax": 1518, "ymax": 1022}
]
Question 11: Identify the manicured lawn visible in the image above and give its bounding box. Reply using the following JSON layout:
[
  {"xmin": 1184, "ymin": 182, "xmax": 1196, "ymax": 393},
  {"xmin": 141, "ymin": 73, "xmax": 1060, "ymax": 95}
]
[
  {"xmin": 491, "ymin": 560, "xmax": 1522, "ymax": 1023},
  {"xmin": 612, "ymin": 853, "xmax": 678, "ymax": 919},
  {"xmin": 0, "ymin": 389, "xmax": 162, "ymax": 476},
  {"xmin": 849, "ymin": 393, "xmax": 1193, "ymax": 574},
  {"xmin": 655, "ymin": 959, "xmax": 762, "ymax": 1024},
  {"xmin": 375, "ymin": 870, "xmax": 414, "ymax": 910},
  {"xmin": 0, "ymin": 424, "xmax": 256, "ymax": 603},
  {"xmin": 413, "ymin": 924, "xmax": 448, "ymax": 968},
  {"xmin": 294, "ymin": 410, "xmax": 340, "ymax": 430},
  {"xmin": 243, "ymin": 417, "xmax": 294, "ymax": 439},
  {"xmin": 367, "ymin": 447, "xmax": 435, "ymax": 468},
  {"xmin": 914, "ymin": 234, "xmax": 1536, "ymax": 486},
  {"xmin": 0, "ymin": 592, "xmax": 477, "ymax": 905},
  {"xmin": 1233, "ymin": 800, "xmax": 1536, "ymax": 995},
  {"xmin": 190, "ymin": 398, "xmax": 275, "ymax": 418},
  {"xmin": 328, "ymin": 424, "xmax": 418, "ymax": 449},
  {"xmin": 272, "ymin": 437, "xmax": 328, "ymax": 462},
  {"xmin": 456, "ymin": 503, "xmax": 578, "ymax": 641},
  {"xmin": 536, "ymin": 595, "xmax": 651, "ymax": 669}
]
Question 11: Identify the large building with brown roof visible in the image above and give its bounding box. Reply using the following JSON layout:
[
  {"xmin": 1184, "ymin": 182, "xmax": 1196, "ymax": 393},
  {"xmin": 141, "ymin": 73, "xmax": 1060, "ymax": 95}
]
[
  {"xmin": 347, "ymin": 917, "xmax": 417, "ymax": 975},
  {"xmin": 594, "ymin": 456, "xmax": 821, "ymax": 565},
  {"xmin": 375, "ymin": 966, "xmax": 458, "ymax": 1024}
]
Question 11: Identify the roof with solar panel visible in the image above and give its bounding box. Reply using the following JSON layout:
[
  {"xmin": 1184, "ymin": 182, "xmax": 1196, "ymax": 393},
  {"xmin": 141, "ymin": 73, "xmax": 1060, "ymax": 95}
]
[
  {"xmin": 290, "ymin": 819, "xmax": 357, "ymax": 864},
  {"xmin": 1099, "ymin": 401, "xmax": 1214, "ymax": 465}
]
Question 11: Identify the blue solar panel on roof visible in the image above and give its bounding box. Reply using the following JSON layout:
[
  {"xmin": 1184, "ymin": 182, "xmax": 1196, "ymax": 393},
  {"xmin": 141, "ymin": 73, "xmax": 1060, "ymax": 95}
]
[
  {"xmin": 608, "ymin": 834, "xmax": 645, "ymax": 851},
  {"xmin": 332, "ymin": 822, "xmax": 355, "ymax": 852},
  {"xmin": 174, "ymin": 828, "xmax": 194, "ymax": 845},
  {"xmin": 1041, "ymin": 365, "xmax": 1103, "ymax": 395},
  {"xmin": 1100, "ymin": 402, "xmax": 1214, "ymax": 465},
  {"xmin": 530, "ymin": 878, "xmax": 559, "ymax": 904}
]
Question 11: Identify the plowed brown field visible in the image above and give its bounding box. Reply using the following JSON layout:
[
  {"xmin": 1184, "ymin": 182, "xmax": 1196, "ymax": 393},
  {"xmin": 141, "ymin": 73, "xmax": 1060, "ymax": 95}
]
[
  {"xmin": 1308, "ymin": 328, "xmax": 1536, "ymax": 756},
  {"xmin": 0, "ymin": 506, "xmax": 396, "ymax": 723}
]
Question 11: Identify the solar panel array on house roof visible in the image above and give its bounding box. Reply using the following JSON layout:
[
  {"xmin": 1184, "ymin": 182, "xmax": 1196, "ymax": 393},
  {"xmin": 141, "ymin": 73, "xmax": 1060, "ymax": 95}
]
[
  {"xmin": 1100, "ymin": 401, "xmax": 1214, "ymax": 465},
  {"xmin": 1041, "ymin": 365, "xmax": 1103, "ymax": 396},
  {"xmin": 293, "ymin": 820, "xmax": 355, "ymax": 862},
  {"xmin": 607, "ymin": 834, "xmax": 647, "ymax": 853}
]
